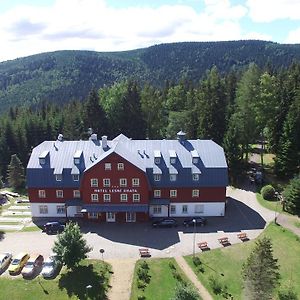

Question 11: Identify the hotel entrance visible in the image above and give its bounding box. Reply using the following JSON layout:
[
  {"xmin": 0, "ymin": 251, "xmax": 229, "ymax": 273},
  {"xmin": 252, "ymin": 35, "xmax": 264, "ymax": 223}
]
[{"xmin": 106, "ymin": 212, "xmax": 116, "ymax": 222}]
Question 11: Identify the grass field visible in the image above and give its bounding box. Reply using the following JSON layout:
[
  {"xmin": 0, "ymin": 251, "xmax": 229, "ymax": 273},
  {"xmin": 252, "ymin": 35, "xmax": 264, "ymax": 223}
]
[
  {"xmin": 0, "ymin": 259, "xmax": 111, "ymax": 300},
  {"xmin": 256, "ymin": 193, "xmax": 283, "ymax": 213},
  {"xmin": 185, "ymin": 223, "xmax": 300, "ymax": 299},
  {"xmin": 131, "ymin": 258, "xmax": 200, "ymax": 300}
]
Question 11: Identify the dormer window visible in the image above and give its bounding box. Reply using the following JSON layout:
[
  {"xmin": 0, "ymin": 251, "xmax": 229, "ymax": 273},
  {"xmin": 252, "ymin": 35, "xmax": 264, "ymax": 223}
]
[
  {"xmin": 39, "ymin": 150, "xmax": 49, "ymax": 165},
  {"xmin": 154, "ymin": 150, "xmax": 161, "ymax": 164},
  {"xmin": 39, "ymin": 158, "xmax": 45, "ymax": 165},
  {"xmin": 192, "ymin": 158, "xmax": 199, "ymax": 164},
  {"xmin": 170, "ymin": 174, "xmax": 177, "ymax": 182},
  {"xmin": 55, "ymin": 174, "xmax": 62, "ymax": 181},
  {"xmin": 191, "ymin": 150, "xmax": 200, "ymax": 164},
  {"xmin": 73, "ymin": 150, "xmax": 82, "ymax": 165},
  {"xmin": 169, "ymin": 150, "xmax": 177, "ymax": 164},
  {"xmin": 74, "ymin": 158, "xmax": 80, "ymax": 165}
]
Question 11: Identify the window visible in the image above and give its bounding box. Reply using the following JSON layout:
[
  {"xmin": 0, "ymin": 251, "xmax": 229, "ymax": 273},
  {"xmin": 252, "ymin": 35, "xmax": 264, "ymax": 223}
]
[
  {"xmin": 132, "ymin": 178, "xmax": 140, "ymax": 187},
  {"xmin": 170, "ymin": 190, "xmax": 177, "ymax": 198},
  {"xmin": 154, "ymin": 189, "xmax": 161, "ymax": 198},
  {"xmin": 118, "ymin": 163, "xmax": 124, "ymax": 170},
  {"xmin": 153, "ymin": 205, "xmax": 161, "ymax": 214},
  {"xmin": 88, "ymin": 212, "xmax": 98, "ymax": 219},
  {"xmin": 192, "ymin": 157, "xmax": 199, "ymax": 164},
  {"xmin": 195, "ymin": 204, "xmax": 204, "ymax": 214},
  {"xmin": 170, "ymin": 205, "xmax": 176, "ymax": 214},
  {"xmin": 170, "ymin": 158, "xmax": 176, "ymax": 164},
  {"xmin": 57, "ymin": 205, "xmax": 65, "ymax": 214},
  {"xmin": 56, "ymin": 190, "xmax": 63, "ymax": 198},
  {"xmin": 154, "ymin": 157, "xmax": 160, "ymax": 164},
  {"xmin": 55, "ymin": 174, "xmax": 62, "ymax": 181},
  {"xmin": 91, "ymin": 178, "xmax": 98, "ymax": 187},
  {"xmin": 39, "ymin": 205, "xmax": 48, "ymax": 214},
  {"xmin": 38, "ymin": 190, "xmax": 46, "ymax": 198},
  {"xmin": 74, "ymin": 158, "xmax": 80, "ymax": 165},
  {"xmin": 39, "ymin": 158, "xmax": 45, "ymax": 165},
  {"xmin": 105, "ymin": 163, "xmax": 111, "ymax": 170},
  {"xmin": 103, "ymin": 178, "xmax": 110, "ymax": 187},
  {"xmin": 182, "ymin": 205, "xmax": 188, "ymax": 214},
  {"xmin": 103, "ymin": 194, "xmax": 111, "ymax": 202},
  {"xmin": 192, "ymin": 189, "xmax": 199, "ymax": 197},
  {"xmin": 154, "ymin": 174, "xmax": 161, "ymax": 181},
  {"xmin": 120, "ymin": 194, "xmax": 128, "ymax": 202},
  {"xmin": 91, "ymin": 194, "xmax": 99, "ymax": 202},
  {"xmin": 192, "ymin": 174, "xmax": 199, "ymax": 181},
  {"xmin": 133, "ymin": 194, "xmax": 140, "ymax": 202},
  {"xmin": 170, "ymin": 174, "xmax": 177, "ymax": 181},
  {"xmin": 73, "ymin": 190, "xmax": 80, "ymax": 198},
  {"xmin": 120, "ymin": 178, "xmax": 127, "ymax": 187},
  {"xmin": 73, "ymin": 174, "xmax": 79, "ymax": 181}
]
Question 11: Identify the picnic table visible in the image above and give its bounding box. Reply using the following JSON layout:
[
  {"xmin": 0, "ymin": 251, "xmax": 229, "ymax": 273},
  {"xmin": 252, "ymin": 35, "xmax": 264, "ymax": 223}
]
[
  {"xmin": 237, "ymin": 232, "xmax": 248, "ymax": 241},
  {"xmin": 197, "ymin": 241, "xmax": 209, "ymax": 251},
  {"xmin": 218, "ymin": 237, "xmax": 229, "ymax": 245},
  {"xmin": 139, "ymin": 248, "xmax": 151, "ymax": 257}
]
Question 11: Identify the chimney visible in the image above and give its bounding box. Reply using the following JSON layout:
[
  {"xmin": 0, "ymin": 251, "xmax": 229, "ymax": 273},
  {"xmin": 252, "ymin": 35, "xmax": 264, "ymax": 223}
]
[
  {"xmin": 57, "ymin": 134, "xmax": 64, "ymax": 141},
  {"xmin": 90, "ymin": 133, "xmax": 97, "ymax": 141},
  {"xmin": 102, "ymin": 135, "xmax": 108, "ymax": 149},
  {"xmin": 177, "ymin": 130, "xmax": 186, "ymax": 143}
]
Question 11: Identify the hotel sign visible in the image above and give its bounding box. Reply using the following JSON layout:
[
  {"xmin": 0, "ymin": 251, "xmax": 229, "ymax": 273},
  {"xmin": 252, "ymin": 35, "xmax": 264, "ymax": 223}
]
[{"xmin": 94, "ymin": 188, "xmax": 138, "ymax": 193}]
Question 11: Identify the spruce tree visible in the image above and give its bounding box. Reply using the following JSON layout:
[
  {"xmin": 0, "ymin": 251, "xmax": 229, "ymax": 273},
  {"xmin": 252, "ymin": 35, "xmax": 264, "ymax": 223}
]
[
  {"xmin": 242, "ymin": 237, "xmax": 280, "ymax": 300},
  {"xmin": 283, "ymin": 175, "xmax": 300, "ymax": 214},
  {"xmin": 7, "ymin": 154, "xmax": 25, "ymax": 189}
]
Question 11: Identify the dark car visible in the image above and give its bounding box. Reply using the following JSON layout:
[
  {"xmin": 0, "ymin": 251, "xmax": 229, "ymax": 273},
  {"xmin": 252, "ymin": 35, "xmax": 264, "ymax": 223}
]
[
  {"xmin": 152, "ymin": 218, "xmax": 178, "ymax": 228},
  {"xmin": 183, "ymin": 217, "xmax": 207, "ymax": 227},
  {"xmin": 43, "ymin": 222, "xmax": 65, "ymax": 234}
]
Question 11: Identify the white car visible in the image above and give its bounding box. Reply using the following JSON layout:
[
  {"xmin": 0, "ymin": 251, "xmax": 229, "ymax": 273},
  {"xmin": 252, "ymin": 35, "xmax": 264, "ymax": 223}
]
[
  {"xmin": 41, "ymin": 256, "xmax": 62, "ymax": 278},
  {"xmin": 0, "ymin": 253, "xmax": 12, "ymax": 270}
]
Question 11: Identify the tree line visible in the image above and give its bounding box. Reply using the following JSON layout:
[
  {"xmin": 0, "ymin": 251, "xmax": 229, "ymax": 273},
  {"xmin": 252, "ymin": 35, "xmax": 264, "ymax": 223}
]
[{"xmin": 0, "ymin": 62, "xmax": 299, "ymax": 185}]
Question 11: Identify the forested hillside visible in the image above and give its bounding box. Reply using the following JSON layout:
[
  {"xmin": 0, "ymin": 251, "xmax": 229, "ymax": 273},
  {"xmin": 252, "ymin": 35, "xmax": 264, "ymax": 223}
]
[
  {"xmin": 0, "ymin": 62, "xmax": 299, "ymax": 185},
  {"xmin": 1, "ymin": 40, "xmax": 300, "ymax": 113}
]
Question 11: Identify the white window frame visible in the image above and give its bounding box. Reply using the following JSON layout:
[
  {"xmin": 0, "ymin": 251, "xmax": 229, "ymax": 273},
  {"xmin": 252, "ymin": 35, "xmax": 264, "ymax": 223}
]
[
  {"xmin": 170, "ymin": 158, "xmax": 176, "ymax": 164},
  {"xmin": 120, "ymin": 178, "xmax": 127, "ymax": 187},
  {"xmin": 118, "ymin": 163, "xmax": 124, "ymax": 170},
  {"xmin": 170, "ymin": 189, "xmax": 177, "ymax": 198},
  {"xmin": 170, "ymin": 174, "xmax": 177, "ymax": 182},
  {"xmin": 91, "ymin": 194, "xmax": 99, "ymax": 202},
  {"xmin": 182, "ymin": 205, "xmax": 188, "ymax": 214},
  {"xmin": 38, "ymin": 190, "xmax": 46, "ymax": 198},
  {"xmin": 105, "ymin": 163, "xmax": 111, "ymax": 170},
  {"xmin": 39, "ymin": 158, "xmax": 45, "ymax": 165},
  {"xmin": 72, "ymin": 174, "xmax": 79, "ymax": 181},
  {"xmin": 154, "ymin": 157, "xmax": 160, "ymax": 164},
  {"xmin": 170, "ymin": 205, "xmax": 176, "ymax": 214},
  {"xmin": 74, "ymin": 158, "xmax": 80, "ymax": 165},
  {"xmin": 88, "ymin": 212, "xmax": 98, "ymax": 219},
  {"xmin": 153, "ymin": 205, "xmax": 162, "ymax": 214},
  {"xmin": 132, "ymin": 178, "xmax": 140, "ymax": 187},
  {"xmin": 133, "ymin": 194, "xmax": 140, "ymax": 202},
  {"xmin": 57, "ymin": 205, "xmax": 65, "ymax": 214},
  {"xmin": 154, "ymin": 189, "xmax": 161, "ymax": 198},
  {"xmin": 193, "ymin": 174, "xmax": 199, "ymax": 181},
  {"xmin": 154, "ymin": 174, "xmax": 161, "ymax": 181},
  {"xmin": 73, "ymin": 190, "xmax": 80, "ymax": 198},
  {"xmin": 39, "ymin": 205, "xmax": 48, "ymax": 214},
  {"xmin": 120, "ymin": 194, "xmax": 128, "ymax": 202},
  {"xmin": 91, "ymin": 178, "xmax": 98, "ymax": 187},
  {"xmin": 56, "ymin": 190, "xmax": 63, "ymax": 198},
  {"xmin": 103, "ymin": 178, "xmax": 110, "ymax": 187},
  {"xmin": 103, "ymin": 194, "xmax": 111, "ymax": 202},
  {"xmin": 195, "ymin": 204, "xmax": 204, "ymax": 214},
  {"xmin": 192, "ymin": 157, "xmax": 199, "ymax": 164},
  {"xmin": 55, "ymin": 174, "xmax": 62, "ymax": 181},
  {"xmin": 192, "ymin": 189, "xmax": 200, "ymax": 197}
]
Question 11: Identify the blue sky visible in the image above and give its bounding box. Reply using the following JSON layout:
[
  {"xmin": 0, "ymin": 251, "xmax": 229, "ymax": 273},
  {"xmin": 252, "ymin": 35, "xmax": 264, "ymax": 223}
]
[{"xmin": 0, "ymin": 0, "xmax": 300, "ymax": 62}]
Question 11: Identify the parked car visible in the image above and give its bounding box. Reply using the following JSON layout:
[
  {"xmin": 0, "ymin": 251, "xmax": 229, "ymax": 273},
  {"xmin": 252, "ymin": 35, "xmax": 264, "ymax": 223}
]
[
  {"xmin": 183, "ymin": 217, "xmax": 207, "ymax": 227},
  {"xmin": 21, "ymin": 254, "xmax": 44, "ymax": 277},
  {"xmin": 152, "ymin": 218, "xmax": 178, "ymax": 228},
  {"xmin": 41, "ymin": 255, "xmax": 62, "ymax": 278},
  {"xmin": 43, "ymin": 221, "xmax": 65, "ymax": 234},
  {"xmin": 8, "ymin": 253, "xmax": 30, "ymax": 275},
  {"xmin": 0, "ymin": 253, "xmax": 12, "ymax": 270}
]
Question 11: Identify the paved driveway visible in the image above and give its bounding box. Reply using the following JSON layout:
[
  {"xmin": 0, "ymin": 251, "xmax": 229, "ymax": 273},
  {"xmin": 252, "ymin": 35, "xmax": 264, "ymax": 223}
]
[{"xmin": 0, "ymin": 187, "xmax": 275, "ymax": 260}]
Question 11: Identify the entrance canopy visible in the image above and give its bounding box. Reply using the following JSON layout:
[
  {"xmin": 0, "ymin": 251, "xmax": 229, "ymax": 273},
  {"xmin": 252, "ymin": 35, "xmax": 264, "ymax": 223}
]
[{"xmin": 81, "ymin": 204, "xmax": 148, "ymax": 213}]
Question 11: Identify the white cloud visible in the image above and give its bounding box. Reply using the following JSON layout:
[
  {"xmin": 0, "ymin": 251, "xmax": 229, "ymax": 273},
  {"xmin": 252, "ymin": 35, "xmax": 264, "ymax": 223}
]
[
  {"xmin": 285, "ymin": 27, "xmax": 300, "ymax": 43},
  {"xmin": 0, "ymin": 0, "xmax": 252, "ymax": 62},
  {"xmin": 246, "ymin": 0, "xmax": 300, "ymax": 22}
]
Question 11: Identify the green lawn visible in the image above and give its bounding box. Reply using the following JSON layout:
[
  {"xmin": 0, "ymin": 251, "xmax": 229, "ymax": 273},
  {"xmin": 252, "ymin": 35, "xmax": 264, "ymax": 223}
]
[
  {"xmin": 185, "ymin": 223, "xmax": 300, "ymax": 299},
  {"xmin": 256, "ymin": 193, "xmax": 283, "ymax": 213},
  {"xmin": 0, "ymin": 259, "xmax": 111, "ymax": 300},
  {"xmin": 131, "ymin": 258, "xmax": 200, "ymax": 300}
]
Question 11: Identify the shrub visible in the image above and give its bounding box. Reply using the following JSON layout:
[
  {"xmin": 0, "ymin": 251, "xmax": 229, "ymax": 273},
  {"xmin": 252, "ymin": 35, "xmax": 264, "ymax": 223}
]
[
  {"xmin": 140, "ymin": 260, "xmax": 149, "ymax": 270},
  {"xmin": 261, "ymin": 185, "xmax": 276, "ymax": 200},
  {"xmin": 137, "ymin": 279, "xmax": 147, "ymax": 290},
  {"xmin": 138, "ymin": 296, "xmax": 146, "ymax": 300},
  {"xmin": 192, "ymin": 256, "xmax": 201, "ymax": 266},
  {"xmin": 171, "ymin": 283, "xmax": 200, "ymax": 300},
  {"xmin": 169, "ymin": 261, "xmax": 176, "ymax": 270},
  {"xmin": 208, "ymin": 276, "xmax": 223, "ymax": 295},
  {"xmin": 278, "ymin": 289, "xmax": 298, "ymax": 300},
  {"xmin": 137, "ymin": 267, "xmax": 151, "ymax": 283}
]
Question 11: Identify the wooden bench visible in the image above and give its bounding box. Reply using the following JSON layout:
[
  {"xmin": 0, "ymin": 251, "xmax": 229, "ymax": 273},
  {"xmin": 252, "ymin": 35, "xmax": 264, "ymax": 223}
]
[
  {"xmin": 139, "ymin": 248, "xmax": 151, "ymax": 257},
  {"xmin": 218, "ymin": 237, "xmax": 229, "ymax": 245},
  {"xmin": 197, "ymin": 241, "xmax": 209, "ymax": 251},
  {"xmin": 237, "ymin": 232, "xmax": 248, "ymax": 241}
]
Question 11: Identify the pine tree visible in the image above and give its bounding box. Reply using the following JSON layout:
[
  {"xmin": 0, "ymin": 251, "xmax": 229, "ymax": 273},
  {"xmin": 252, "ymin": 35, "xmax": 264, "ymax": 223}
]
[
  {"xmin": 242, "ymin": 237, "xmax": 280, "ymax": 300},
  {"xmin": 7, "ymin": 154, "xmax": 25, "ymax": 189},
  {"xmin": 283, "ymin": 175, "xmax": 300, "ymax": 214}
]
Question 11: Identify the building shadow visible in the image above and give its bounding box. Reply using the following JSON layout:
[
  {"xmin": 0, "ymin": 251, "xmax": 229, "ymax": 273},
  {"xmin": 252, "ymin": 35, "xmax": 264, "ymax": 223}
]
[{"xmin": 0, "ymin": 230, "xmax": 5, "ymax": 241}]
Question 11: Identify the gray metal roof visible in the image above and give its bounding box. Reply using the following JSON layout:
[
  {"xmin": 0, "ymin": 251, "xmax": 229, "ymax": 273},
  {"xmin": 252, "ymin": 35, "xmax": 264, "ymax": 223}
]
[{"xmin": 27, "ymin": 134, "xmax": 227, "ymax": 185}]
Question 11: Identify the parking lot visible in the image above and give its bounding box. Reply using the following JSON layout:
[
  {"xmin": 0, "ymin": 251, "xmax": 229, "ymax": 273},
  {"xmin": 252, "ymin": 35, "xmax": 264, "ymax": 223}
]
[{"xmin": 0, "ymin": 187, "xmax": 275, "ymax": 265}]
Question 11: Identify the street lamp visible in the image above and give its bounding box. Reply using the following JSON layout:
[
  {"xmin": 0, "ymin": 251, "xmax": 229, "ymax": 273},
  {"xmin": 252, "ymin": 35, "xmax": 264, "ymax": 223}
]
[
  {"xmin": 192, "ymin": 219, "xmax": 196, "ymax": 257},
  {"xmin": 99, "ymin": 249, "xmax": 105, "ymax": 262},
  {"xmin": 86, "ymin": 285, "xmax": 92, "ymax": 298},
  {"xmin": 274, "ymin": 192, "xmax": 280, "ymax": 224}
]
